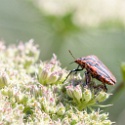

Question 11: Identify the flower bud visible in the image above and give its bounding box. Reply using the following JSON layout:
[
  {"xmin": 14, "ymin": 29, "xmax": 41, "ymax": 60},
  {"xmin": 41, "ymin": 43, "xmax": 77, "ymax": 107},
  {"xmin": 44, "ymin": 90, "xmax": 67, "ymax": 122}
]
[
  {"xmin": 72, "ymin": 85, "xmax": 82, "ymax": 102},
  {"xmin": 47, "ymin": 72, "xmax": 59, "ymax": 84},
  {"xmin": 1, "ymin": 88, "xmax": 9, "ymax": 96},
  {"xmin": 16, "ymin": 94, "xmax": 28, "ymax": 105},
  {"xmin": 18, "ymin": 104, "xmax": 24, "ymax": 110},
  {"xmin": 83, "ymin": 88, "xmax": 92, "ymax": 103},
  {"xmin": 40, "ymin": 97, "xmax": 49, "ymax": 113},
  {"xmin": 38, "ymin": 70, "xmax": 48, "ymax": 84},
  {"xmin": 70, "ymin": 114, "xmax": 79, "ymax": 124},
  {"xmin": 49, "ymin": 107, "xmax": 56, "ymax": 114},
  {"xmin": 0, "ymin": 72, "xmax": 8, "ymax": 89},
  {"xmin": 96, "ymin": 91, "xmax": 110, "ymax": 102},
  {"xmin": 102, "ymin": 120, "xmax": 114, "ymax": 125},
  {"xmin": 62, "ymin": 117, "xmax": 70, "ymax": 125},
  {"xmin": 66, "ymin": 85, "xmax": 74, "ymax": 98},
  {"xmin": 99, "ymin": 113, "xmax": 109, "ymax": 121},
  {"xmin": 56, "ymin": 104, "xmax": 65, "ymax": 116},
  {"xmin": 8, "ymin": 89, "xmax": 14, "ymax": 97}
]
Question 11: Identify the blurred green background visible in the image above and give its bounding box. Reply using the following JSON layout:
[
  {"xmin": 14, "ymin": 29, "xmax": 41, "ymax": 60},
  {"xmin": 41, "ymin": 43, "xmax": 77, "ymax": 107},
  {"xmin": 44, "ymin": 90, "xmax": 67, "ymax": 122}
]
[{"xmin": 0, "ymin": 0, "xmax": 125, "ymax": 124}]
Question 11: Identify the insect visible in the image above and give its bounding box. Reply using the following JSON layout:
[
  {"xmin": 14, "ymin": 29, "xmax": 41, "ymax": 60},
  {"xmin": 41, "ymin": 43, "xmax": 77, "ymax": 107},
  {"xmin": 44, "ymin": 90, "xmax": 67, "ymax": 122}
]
[{"xmin": 64, "ymin": 51, "xmax": 116, "ymax": 90}]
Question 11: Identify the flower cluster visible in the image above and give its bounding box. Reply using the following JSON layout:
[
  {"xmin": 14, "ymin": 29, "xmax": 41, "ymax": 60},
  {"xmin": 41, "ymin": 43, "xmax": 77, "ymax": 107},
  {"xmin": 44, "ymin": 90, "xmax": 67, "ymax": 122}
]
[
  {"xmin": 38, "ymin": 54, "xmax": 67, "ymax": 85},
  {"xmin": 66, "ymin": 84, "xmax": 111, "ymax": 110},
  {"xmin": 0, "ymin": 40, "xmax": 113, "ymax": 124}
]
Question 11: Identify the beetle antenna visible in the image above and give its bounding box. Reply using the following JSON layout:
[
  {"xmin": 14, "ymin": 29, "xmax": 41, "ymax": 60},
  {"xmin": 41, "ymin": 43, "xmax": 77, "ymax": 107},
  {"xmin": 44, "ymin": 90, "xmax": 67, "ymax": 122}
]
[{"xmin": 68, "ymin": 50, "xmax": 76, "ymax": 60}]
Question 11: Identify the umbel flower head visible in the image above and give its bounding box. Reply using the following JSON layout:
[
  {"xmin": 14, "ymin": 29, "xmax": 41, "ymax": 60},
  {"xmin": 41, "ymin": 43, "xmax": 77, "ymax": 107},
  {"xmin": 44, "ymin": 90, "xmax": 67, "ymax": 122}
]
[
  {"xmin": 0, "ymin": 40, "xmax": 114, "ymax": 125},
  {"xmin": 64, "ymin": 75, "xmax": 111, "ymax": 110},
  {"xmin": 38, "ymin": 54, "xmax": 67, "ymax": 85}
]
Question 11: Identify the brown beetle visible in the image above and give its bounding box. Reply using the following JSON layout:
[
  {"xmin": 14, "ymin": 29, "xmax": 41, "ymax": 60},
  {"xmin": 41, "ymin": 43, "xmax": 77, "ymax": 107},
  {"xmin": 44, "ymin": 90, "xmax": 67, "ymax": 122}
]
[{"xmin": 64, "ymin": 51, "xmax": 116, "ymax": 90}]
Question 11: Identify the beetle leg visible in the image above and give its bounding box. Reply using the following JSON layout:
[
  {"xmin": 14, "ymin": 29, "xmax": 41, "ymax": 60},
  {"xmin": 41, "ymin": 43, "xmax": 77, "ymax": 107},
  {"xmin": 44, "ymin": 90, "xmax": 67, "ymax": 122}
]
[
  {"xmin": 93, "ymin": 83, "xmax": 108, "ymax": 92},
  {"xmin": 74, "ymin": 65, "xmax": 80, "ymax": 75},
  {"xmin": 63, "ymin": 65, "xmax": 83, "ymax": 83},
  {"xmin": 103, "ymin": 84, "xmax": 108, "ymax": 92},
  {"xmin": 85, "ymin": 71, "xmax": 91, "ymax": 85}
]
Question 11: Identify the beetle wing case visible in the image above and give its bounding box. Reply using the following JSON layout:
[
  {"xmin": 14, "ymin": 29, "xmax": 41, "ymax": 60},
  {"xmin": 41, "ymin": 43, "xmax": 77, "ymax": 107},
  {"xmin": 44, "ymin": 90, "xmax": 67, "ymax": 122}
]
[{"xmin": 75, "ymin": 55, "xmax": 116, "ymax": 85}]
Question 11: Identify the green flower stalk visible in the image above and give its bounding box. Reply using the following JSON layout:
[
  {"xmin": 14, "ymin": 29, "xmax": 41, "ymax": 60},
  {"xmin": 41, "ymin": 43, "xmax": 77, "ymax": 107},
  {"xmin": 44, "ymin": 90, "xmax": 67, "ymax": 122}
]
[
  {"xmin": 121, "ymin": 62, "xmax": 125, "ymax": 82},
  {"xmin": 0, "ymin": 40, "xmax": 114, "ymax": 125}
]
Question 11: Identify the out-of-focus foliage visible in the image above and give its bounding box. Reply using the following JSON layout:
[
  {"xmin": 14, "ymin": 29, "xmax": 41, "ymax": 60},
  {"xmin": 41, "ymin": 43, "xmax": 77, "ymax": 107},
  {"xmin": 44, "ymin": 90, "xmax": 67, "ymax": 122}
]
[{"xmin": 33, "ymin": 0, "xmax": 125, "ymax": 28}]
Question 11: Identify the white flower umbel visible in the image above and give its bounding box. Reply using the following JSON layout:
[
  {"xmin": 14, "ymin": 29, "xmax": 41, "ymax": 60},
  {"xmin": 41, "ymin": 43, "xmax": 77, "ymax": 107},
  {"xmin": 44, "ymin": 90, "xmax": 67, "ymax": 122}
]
[{"xmin": 0, "ymin": 41, "xmax": 114, "ymax": 125}]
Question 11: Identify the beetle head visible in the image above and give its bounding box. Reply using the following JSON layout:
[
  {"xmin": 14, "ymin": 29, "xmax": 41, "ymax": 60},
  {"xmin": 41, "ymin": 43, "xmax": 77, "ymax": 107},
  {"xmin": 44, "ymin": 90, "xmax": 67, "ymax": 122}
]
[
  {"xmin": 75, "ymin": 58, "xmax": 85, "ymax": 68},
  {"xmin": 68, "ymin": 50, "xmax": 86, "ymax": 68}
]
